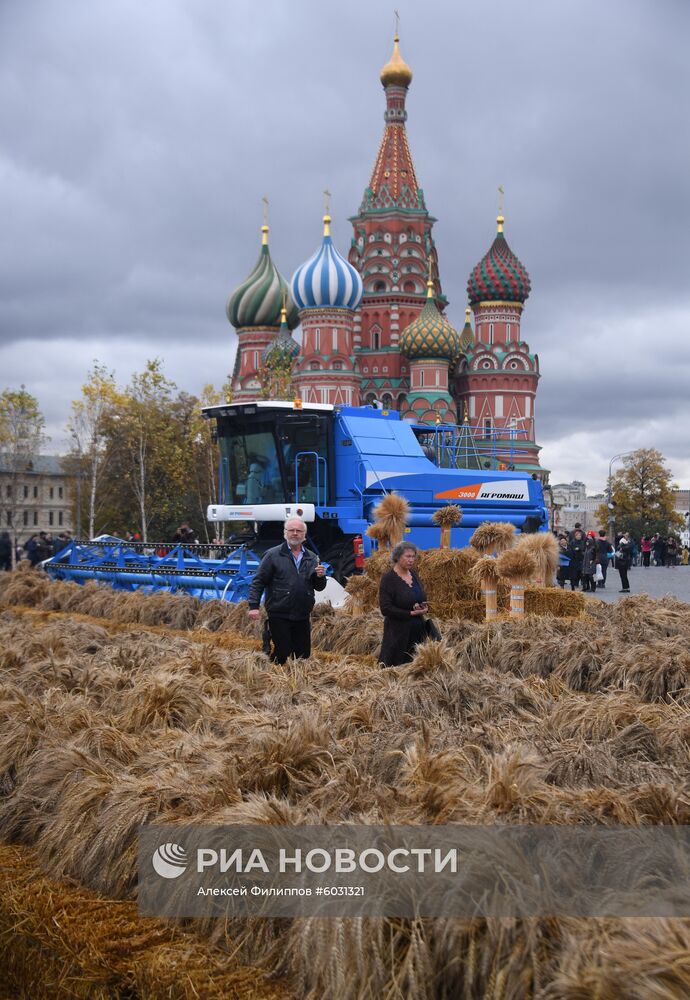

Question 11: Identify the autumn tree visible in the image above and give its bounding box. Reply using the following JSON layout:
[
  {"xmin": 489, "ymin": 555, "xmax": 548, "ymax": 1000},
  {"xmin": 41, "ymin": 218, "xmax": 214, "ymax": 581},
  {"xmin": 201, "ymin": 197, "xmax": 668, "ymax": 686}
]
[
  {"xmin": 183, "ymin": 381, "xmax": 233, "ymax": 541},
  {"xmin": 595, "ymin": 448, "xmax": 684, "ymax": 539},
  {"xmin": 0, "ymin": 387, "xmax": 46, "ymax": 567},
  {"xmin": 101, "ymin": 360, "xmax": 186, "ymax": 541},
  {"xmin": 66, "ymin": 359, "xmax": 233, "ymax": 543},
  {"xmin": 93, "ymin": 362, "xmax": 233, "ymax": 542},
  {"xmin": 66, "ymin": 363, "xmax": 120, "ymax": 538}
]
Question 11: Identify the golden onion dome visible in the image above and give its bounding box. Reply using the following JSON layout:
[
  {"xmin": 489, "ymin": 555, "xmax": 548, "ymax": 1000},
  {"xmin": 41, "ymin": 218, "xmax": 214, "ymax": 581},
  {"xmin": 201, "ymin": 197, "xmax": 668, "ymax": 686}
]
[
  {"xmin": 400, "ymin": 278, "xmax": 460, "ymax": 362},
  {"xmin": 380, "ymin": 34, "xmax": 413, "ymax": 88}
]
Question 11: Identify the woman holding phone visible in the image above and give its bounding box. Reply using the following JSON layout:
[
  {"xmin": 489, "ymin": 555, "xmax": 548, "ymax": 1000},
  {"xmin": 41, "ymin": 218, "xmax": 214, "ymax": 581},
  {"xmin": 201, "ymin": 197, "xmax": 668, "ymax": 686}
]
[{"xmin": 378, "ymin": 541, "xmax": 429, "ymax": 666}]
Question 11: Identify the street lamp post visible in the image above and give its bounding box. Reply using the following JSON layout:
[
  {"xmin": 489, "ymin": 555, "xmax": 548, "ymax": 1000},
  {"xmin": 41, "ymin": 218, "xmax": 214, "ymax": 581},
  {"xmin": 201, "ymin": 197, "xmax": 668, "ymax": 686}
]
[{"xmin": 607, "ymin": 451, "xmax": 637, "ymax": 543}]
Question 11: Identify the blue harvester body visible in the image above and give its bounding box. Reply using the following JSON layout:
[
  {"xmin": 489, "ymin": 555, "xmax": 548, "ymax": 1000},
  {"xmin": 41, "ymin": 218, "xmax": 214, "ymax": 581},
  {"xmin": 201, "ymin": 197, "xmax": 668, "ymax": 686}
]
[{"xmin": 45, "ymin": 402, "xmax": 547, "ymax": 598}]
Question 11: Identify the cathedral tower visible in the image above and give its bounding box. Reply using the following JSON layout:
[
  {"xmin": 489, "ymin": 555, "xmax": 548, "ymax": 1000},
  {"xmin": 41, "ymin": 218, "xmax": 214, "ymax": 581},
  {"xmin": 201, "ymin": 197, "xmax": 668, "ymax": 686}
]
[
  {"xmin": 454, "ymin": 214, "xmax": 543, "ymax": 474},
  {"xmin": 291, "ymin": 213, "xmax": 363, "ymax": 406},
  {"xmin": 399, "ymin": 268, "xmax": 460, "ymax": 424},
  {"xmin": 348, "ymin": 32, "xmax": 446, "ymax": 412},
  {"xmin": 227, "ymin": 224, "xmax": 298, "ymax": 401}
]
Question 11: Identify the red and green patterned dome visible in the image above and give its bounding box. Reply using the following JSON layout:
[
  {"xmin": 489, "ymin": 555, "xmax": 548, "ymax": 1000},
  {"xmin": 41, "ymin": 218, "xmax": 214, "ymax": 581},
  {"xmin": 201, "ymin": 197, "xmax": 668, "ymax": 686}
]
[
  {"xmin": 400, "ymin": 283, "xmax": 459, "ymax": 361},
  {"xmin": 467, "ymin": 216, "xmax": 531, "ymax": 306}
]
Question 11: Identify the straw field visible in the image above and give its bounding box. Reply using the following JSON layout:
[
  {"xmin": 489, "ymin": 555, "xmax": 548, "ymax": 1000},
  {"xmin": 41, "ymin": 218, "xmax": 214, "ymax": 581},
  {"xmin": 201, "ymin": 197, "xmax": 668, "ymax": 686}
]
[{"xmin": 2, "ymin": 563, "xmax": 690, "ymax": 997}]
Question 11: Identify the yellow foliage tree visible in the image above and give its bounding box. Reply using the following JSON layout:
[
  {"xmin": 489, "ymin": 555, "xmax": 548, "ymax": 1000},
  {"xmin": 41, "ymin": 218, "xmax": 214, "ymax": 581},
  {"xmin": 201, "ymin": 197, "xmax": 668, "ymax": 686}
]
[{"xmin": 595, "ymin": 448, "xmax": 684, "ymax": 540}]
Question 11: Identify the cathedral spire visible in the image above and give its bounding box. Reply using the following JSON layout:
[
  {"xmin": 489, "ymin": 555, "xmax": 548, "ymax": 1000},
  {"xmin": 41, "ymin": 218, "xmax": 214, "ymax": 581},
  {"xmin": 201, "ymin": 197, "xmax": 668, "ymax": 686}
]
[{"xmin": 365, "ymin": 29, "xmax": 421, "ymax": 210}]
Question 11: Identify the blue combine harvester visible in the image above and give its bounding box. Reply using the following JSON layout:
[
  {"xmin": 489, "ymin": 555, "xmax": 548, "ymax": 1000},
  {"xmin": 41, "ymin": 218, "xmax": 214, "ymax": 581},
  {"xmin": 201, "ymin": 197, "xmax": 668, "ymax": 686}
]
[{"xmin": 45, "ymin": 401, "xmax": 547, "ymax": 599}]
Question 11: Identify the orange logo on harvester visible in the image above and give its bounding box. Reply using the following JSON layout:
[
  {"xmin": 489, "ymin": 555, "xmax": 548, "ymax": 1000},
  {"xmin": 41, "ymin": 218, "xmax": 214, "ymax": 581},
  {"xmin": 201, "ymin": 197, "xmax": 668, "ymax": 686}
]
[
  {"xmin": 434, "ymin": 479, "xmax": 531, "ymax": 502},
  {"xmin": 435, "ymin": 483, "xmax": 483, "ymax": 500}
]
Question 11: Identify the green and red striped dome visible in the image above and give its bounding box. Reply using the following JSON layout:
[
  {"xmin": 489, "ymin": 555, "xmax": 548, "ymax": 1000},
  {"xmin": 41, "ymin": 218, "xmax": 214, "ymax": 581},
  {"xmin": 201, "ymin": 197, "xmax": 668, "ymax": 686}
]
[
  {"xmin": 227, "ymin": 226, "xmax": 299, "ymax": 330},
  {"xmin": 467, "ymin": 216, "xmax": 531, "ymax": 306}
]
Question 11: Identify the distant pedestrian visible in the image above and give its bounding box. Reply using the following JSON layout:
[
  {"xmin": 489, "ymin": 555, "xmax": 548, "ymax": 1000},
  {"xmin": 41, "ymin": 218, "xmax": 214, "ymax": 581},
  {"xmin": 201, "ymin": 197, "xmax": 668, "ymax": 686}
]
[
  {"xmin": 23, "ymin": 535, "xmax": 40, "ymax": 566},
  {"xmin": 652, "ymin": 533, "xmax": 666, "ymax": 567},
  {"xmin": 665, "ymin": 537, "xmax": 679, "ymax": 568},
  {"xmin": 0, "ymin": 532, "xmax": 11, "ymax": 571},
  {"xmin": 616, "ymin": 532, "xmax": 633, "ymax": 593},
  {"xmin": 172, "ymin": 522, "xmax": 197, "ymax": 545},
  {"xmin": 581, "ymin": 534, "xmax": 599, "ymax": 592},
  {"xmin": 595, "ymin": 529, "xmax": 613, "ymax": 589},
  {"xmin": 556, "ymin": 536, "xmax": 572, "ymax": 589},
  {"xmin": 640, "ymin": 535, "xmax": 652, "ymax": 567},
  {"xmin": 568, "ymin": 528, "xmax": 586, "ymax": 590},
  {"xmin": 37, "ymin": 533, "xmax": 54, "ymax": 562}
]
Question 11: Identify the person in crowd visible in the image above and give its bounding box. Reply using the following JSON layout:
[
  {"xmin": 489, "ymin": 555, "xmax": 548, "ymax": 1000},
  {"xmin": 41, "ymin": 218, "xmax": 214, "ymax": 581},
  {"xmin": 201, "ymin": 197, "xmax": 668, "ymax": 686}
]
[
  {"xmin": 652, "ymin": 533, "xmax": 666, "ymax": 567},
  {"xmin": 581, "ymin": 533, "xmax": 600, "ymax": 592},
  {"xmin": 595, "ymin": 529, "xmax": 613, "ymax": 588},
  {"xmin": 37, "ymin": 533, "xmax": 55, "ymax": 562},
  {"xmin": 568, "ymin": 527, "xmax": 586, "ymax": 590},
  {"xmin": 630, "ymin": 536, "xmax": 640, "ymax": 566},
  {"xmin": 0, "ymin": 531, "xmax": 11, "ymax": 571},
  {"xmin": 556, "ymin": 535, "xmax": 572, "ymax": 589},
  {"xmin": 682, "ymin": 545, "xmax": 689, "ymax": 566},
  {"xmin": 247, "ymin": 516, "xmax": 326, "ymax": 664},
  {"xmin": 665, "ymin": 536, "xmax": 679, "ymax": 567},
  {"xmin": 23, "ymin": 534, "xmax": 40, "ymax": 566},
  {"xmin": 640, "ymin": 535, "xmax": 652, "ymax": 567},
  {"xmin": 378, "ymin": 542, "xmax": 429, "ymax": 666},
  {"xmin": 616, "ymin": 531, "xmax": 633, "ymax": 593},
  {"xmin": 53, "ymin": 532, "xmax": 72, "ymax": 556},
  {"xmin": 172, "ymin": 522, "xmax": 197, "ymax": 545}
]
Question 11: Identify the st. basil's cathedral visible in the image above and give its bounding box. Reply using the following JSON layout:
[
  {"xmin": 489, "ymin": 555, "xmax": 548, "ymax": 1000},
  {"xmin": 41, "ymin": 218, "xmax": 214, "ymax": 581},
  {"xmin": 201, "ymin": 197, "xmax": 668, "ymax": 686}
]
[{"xmin": 227, "ymin": 34, "xmax": 545, "ymax": 477}]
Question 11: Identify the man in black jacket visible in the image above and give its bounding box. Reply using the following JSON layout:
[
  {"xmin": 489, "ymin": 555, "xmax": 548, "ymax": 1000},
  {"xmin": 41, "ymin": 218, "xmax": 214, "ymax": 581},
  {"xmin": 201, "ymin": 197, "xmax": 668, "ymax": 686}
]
[{"xmin": 247, "ymin": 517, "xmax": 327, "ymax": 663}]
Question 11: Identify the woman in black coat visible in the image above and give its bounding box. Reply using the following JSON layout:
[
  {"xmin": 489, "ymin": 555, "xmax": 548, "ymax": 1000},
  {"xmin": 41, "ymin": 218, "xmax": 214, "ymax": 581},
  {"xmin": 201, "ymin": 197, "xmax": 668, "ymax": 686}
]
[
  {"xmin": 616, "ymin": 532, "xmax": 633, "ymax": 593},
  {"xmin": 378, "ymin": 541, "xmax": 429, "ymax": 667}
]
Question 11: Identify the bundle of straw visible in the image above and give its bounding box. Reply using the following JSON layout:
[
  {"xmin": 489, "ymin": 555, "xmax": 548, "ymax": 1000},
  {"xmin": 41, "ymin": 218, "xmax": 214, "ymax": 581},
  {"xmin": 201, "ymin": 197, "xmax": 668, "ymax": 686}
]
[
  {"xmin": 469, "ymin": 522, "xmax": 515, "ymax": 555},
  {"xmin": 431, "ymin": 503, "xmax": 462, "ymax": 549},
  {"xmin": 496, "ymin": 548, "xmax": 538, "ymax": 617},
  {"xmin": 365, "ymin": 521, "xmax": 391, "ymax": 549},
  {"xmin": 469, "ymin": 555, "xmax": 502, "ymax": 621},
  {"xmin": 516, "ymin": 532, "xmax": 560, "ymax": 587},
  {"xmin": 371, "ymin": 493, "xmax": 409, "ymax": 547}
]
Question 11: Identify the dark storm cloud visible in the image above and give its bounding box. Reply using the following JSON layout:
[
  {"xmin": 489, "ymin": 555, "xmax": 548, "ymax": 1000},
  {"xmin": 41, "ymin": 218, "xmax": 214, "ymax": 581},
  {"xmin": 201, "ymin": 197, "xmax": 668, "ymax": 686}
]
[{"xmin": 1, "ymin": 0, "xmax": 689, "ymax": 488}]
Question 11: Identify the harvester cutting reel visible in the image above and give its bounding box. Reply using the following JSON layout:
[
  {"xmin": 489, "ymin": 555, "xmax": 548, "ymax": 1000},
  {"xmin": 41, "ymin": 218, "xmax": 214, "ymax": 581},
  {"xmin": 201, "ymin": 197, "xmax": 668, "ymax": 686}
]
[{"xmin": 43, "ymin": 536, "xmax": 264, "ymax": 602}]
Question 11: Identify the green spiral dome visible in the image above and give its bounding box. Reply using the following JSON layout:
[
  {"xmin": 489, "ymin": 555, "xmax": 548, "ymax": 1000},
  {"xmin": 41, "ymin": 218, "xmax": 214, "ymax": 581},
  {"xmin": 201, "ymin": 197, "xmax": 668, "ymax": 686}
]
[{"xmin": 227, "ymin": 229, "xmax": 299, "ymax": 330}]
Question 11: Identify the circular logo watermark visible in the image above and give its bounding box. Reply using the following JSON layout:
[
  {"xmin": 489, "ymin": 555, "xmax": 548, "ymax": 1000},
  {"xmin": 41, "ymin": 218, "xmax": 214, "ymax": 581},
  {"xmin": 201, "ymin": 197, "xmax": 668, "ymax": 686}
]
[{"xmin": 152, "ymin": 842, "xmax": 188, "ymax": 879}]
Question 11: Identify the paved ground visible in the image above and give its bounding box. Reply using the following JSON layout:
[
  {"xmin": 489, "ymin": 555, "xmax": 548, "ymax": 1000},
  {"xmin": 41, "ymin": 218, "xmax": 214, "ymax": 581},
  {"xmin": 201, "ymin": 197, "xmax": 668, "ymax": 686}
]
[{"xmin": 571, "ymin": 565, "xmax": 690, "ymax": 605}]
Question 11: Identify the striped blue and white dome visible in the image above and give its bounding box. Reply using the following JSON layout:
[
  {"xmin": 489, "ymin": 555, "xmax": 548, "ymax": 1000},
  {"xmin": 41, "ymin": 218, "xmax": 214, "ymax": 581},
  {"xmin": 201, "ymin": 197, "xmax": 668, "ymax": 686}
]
[{"xmin": 291, "ymin": 215, "xmax": 363, "ymax": 311}]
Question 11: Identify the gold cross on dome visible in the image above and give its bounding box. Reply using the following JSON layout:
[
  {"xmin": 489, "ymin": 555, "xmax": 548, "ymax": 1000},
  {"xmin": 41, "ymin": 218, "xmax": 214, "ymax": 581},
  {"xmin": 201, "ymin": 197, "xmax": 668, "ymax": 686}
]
[
  {"xmin": 498, "ymin": 185, "xmax": 505, "ymax": 216},
  {"xmin": 262, "ymin": 196, "xmax": 269, "ymax": 226},
  {"xmin": 394, "ymin": 9, "xmax": 400, "ymax": 35},
  {"xmin": 323, "ymin": 189, "xmax": 331, "ymax": 215}
]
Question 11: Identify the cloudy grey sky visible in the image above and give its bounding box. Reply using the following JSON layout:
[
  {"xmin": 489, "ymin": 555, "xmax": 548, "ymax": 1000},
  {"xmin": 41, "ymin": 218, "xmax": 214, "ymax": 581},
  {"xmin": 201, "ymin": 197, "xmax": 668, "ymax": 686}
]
[{"xmin": 1, "ymin": 0, "xmax": 689, "ymax": 493}]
